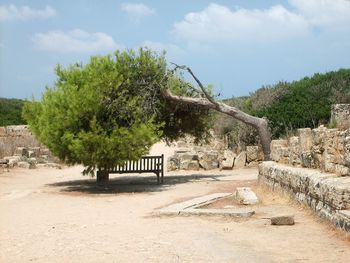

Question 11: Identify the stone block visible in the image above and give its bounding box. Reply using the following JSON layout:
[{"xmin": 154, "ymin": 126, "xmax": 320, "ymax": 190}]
[
  {"xmin": 270, "ymin": 140, "xmax": 287, "ymax": 162},
  {"xmin": 14, "ymin": 147, "xmax": 28, "ymax": 157},
  {"xmin": 271, "ymin": 215, "xmax": 295, "ymax": 225},
  {"xmin": 187, "ymin": 160, "xmax": 200, "ymax": 171},
  {"xmin": 331, "ymin": 104, "xmax": 350, "ymax": 129},
  {"xmin": 167, "ymin": 156, "xmax": 179, "ymax": 171},
  {"xmin": 234, "ymin": 151, "xmax": 246, "ymax": 168},
  {"xmin": 199, "ymin": 151, "xmax": 219, "ymax": 170},
  {"xmin": 221, "ymin": 150, "xmax": 236, "ymax": 170},
  {"xmin": 235, "ymin": 187, "xmax": 259, "ymax": 205},
  {"xmin": 246, "ymin": 146, "xmax": 259, "ymax": 163},
  {"xmin": 298, "ymin": 128, "xmax": 313, "ymax": 152}
]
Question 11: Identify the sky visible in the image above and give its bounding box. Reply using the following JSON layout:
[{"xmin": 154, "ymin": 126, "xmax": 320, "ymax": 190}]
[{"xmin": 1, "ymin": 0, "xmax": 350, "ymax": 100}]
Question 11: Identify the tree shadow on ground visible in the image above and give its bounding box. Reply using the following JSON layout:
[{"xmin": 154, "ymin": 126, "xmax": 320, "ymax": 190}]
[{"xmin": 47, "ymin": 173, "xmax": 227, "ymax": 195}]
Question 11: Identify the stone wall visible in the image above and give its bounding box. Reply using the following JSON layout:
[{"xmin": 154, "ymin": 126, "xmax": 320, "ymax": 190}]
[
  {"xmin": 0, "ymin": 125, "xmax": 41, "ymax": 158},
  {"xmin": 259, "ymin": 162, "xmax": 350, "ymax": 232},
  {"xmin": 167, "ymin": 136, "xmax": 263, "ymax": 171},
  {"xmin": 0, "ymin": 125, "xmax": 59, "ymax": 170},
  {"xmin": 270, "ymin": 126, "xmax": 350, "ymax": 176},
  {"xmin": 331, "ymin": 104, "xmax": 350, "ymax": 129}
]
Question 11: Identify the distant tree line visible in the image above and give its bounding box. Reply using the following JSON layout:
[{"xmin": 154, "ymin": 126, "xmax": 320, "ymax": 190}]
[
  {"xmin": 215, "ymin": 69, "xmax": 350, "ymax": 150},
  {"xmin": 0, "ymin": 98, "xmax": 26, "ymax": 126}
]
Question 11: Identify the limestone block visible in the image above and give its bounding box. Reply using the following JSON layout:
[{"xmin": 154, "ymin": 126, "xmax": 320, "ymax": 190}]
[
  {"xmin": 246, "ymin": 146, "xmax": 259, "ymax": 163},
  {"xmin": 271, "ymin": 215, "xmax": 295, "ymax": 225},
  {"xmin": 331, "ymin": 104, "xmax": 350, "ymax": 129},
  {"xmin": 28, "ymin": 147, "xmax": 41, "ymax": 157},
  {"xmin": 178, "ymin": 153, "xmax": 198, "ymax": 162},
  {"xmin": 288, "ymin": 136, "xmax": 300, "ymax": 166},
  {"xmin": 14, "ymin": 147, "xmax": 28, "ymax": 157},
  {"xmin": 301, "ymin": 151, "xmax": 313, "ymax": 168},
  {"xmin": 298, "ymin": 128, "xmax": 313, "ymax": 152},
  {"xmin": 187, "ymin": 160, "xmax": 200, "ymax": 171},
  {"xmin": 270, "ymin": 140, "xmax": 287, "ymax": 162},
  {"xmin": 234, "ymin": 151, "xmax": 246, "ymax": 168},
  {"xmin": 167, "ymin": 156, "xmax": 179, "ymax": 171},
  {"xmin": 235, "ymin": 187, "xmax": 259, "ymax": 205},
  {"xmin": 221, "ymin": 150, "xmax": 236, "ymax": 170},
  {"xmin": 199, "ymin": 151, "xmax": 219, "ymax": 170}
]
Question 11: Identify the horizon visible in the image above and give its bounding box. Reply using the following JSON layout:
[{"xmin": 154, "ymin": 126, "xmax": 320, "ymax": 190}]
[
  {"xmin": 1, "ymin": 67, "xmax": 349, "ymax": 101},
  {"xmin": 1, "ymin": 0, "xmax": 350, "ymax": 99}
]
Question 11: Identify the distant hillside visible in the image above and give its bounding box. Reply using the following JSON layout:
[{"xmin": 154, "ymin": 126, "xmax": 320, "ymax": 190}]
[
  {"xmin": 216, "ymin": 69, "xmax": 350, "ymax": 148},
  {"xmin": 0, "ymin": 98, "xmax": 26, "ymax": 126}
]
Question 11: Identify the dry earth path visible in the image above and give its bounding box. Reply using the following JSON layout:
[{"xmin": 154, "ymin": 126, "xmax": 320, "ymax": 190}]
[{"xmin": 0, "ymin": 166, "xmax": 350, "ymax": 263}]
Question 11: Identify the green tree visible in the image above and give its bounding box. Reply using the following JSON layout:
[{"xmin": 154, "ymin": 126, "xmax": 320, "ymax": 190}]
[{"xmin": 23, "ymin": 49, "xmax": 212, "ymax": 175}]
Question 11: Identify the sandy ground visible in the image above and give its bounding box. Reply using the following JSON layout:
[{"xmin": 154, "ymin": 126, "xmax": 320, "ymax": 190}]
[{"xmin": 1, "ymin": 163, "xmax": 350, "ymax": 263}]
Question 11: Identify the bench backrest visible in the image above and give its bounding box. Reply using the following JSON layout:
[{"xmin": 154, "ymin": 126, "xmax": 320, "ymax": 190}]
[{"xmin": 107, "ymin": 154, "xmax": 164, "ymax": 174}]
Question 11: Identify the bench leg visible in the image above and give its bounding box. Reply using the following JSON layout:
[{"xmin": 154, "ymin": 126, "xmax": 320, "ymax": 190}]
[
  {"xmin": 97, "ymin": 170, "xmax": 109, "ymax": 183},
  {"xmin": 156, "ymin": 172, "xmax": 160, "ymax": 185}
]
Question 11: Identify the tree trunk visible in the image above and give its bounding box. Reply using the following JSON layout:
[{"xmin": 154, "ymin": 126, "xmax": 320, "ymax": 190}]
[
  {"xmin": 163, "ymin": 90, "xmax": 272, "ymax": 160},
  {"xmin": 97, "ymin": 170, "xmax": 109, "ymax": 183}
]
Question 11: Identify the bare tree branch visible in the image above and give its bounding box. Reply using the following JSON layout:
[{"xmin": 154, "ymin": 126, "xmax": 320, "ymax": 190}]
[{"xmin": 164, "ymin": 65, "xmax": 272, "ymax": 160}]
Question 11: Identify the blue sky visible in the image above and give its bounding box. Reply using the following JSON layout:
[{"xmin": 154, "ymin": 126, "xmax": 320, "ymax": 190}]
[{"xmin": 1, "ymin": 0, "xmax": 350, "ymax": 99}]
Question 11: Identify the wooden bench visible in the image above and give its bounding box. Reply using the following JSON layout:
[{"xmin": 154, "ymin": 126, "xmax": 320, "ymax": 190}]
[{"xmin": 97, "ymin": 154, "xmax": 164, "ymax": 184}]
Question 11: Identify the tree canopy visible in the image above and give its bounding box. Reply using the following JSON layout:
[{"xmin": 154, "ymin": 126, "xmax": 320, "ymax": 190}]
[{"xmin": 23, "ymin": 49, "xmax": 212, "ymax": 174}]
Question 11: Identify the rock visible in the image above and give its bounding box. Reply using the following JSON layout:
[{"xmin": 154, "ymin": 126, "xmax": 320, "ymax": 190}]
[
  {"xmin": 246, "ymin": 146, "xmax": 259, "ymax": 163},
  {"xmin": 234, "ymin": 151, "xmax": 246, "ymax": 168},
  {"xmin": 234, "ymin": 187, "xmax": 259, "ymax": 205},
  {"xmin": 271, "ymin": 215, "xmax": 295, "ymax": 225},
  {"xmin": 221, "ymin": 150, "xmax": 236, "ymax": 170},
  {"xmin": 199, "ymin": 151, "xmax": 219, "ymax": 170},
  {"xmin": 14, "ymin": 147, "xmax": 28, "ymax": 157}
]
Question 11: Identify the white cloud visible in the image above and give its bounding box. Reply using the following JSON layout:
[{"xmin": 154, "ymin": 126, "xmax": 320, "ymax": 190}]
[
  {"xmin": 32, "ymin": 29, "xmax": 123, "ymax": 53},
  {"xmin": 173, "ymin": 0, "xmax": 350, "ymax": 44},
  {"xmin": 0, "ymin": 4, "xmax": 56, "ymax": 21},
  {"xmin": 121, "ymin": 3, "xmax": 154, "ymax": 21},
  {"xmin": 142, "ymin": 40, "xmax": 185, "ymax": 56},
  {"xmin": 289, "ymin": 0, "xmax": 350, "ymax": 29}
]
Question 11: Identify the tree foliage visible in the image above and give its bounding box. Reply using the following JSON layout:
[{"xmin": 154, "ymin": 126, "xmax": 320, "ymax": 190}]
[
  {"xmin": 0, "ymin": 98, "xmax": 26, "ymax": 126},
  {"xmin": 23, "ymin": 49, "xmax": 212, "ymax": 174}
]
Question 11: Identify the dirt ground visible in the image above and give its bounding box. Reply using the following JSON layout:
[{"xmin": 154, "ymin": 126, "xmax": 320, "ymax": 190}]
[{"xmin": 1, "ymin": 165, "xmax": 350, "ymax": 263}]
